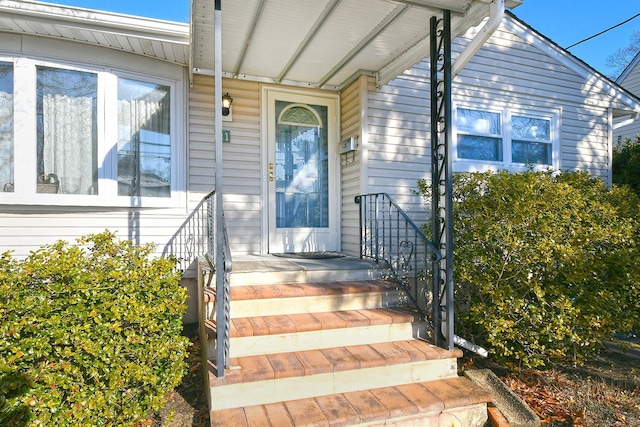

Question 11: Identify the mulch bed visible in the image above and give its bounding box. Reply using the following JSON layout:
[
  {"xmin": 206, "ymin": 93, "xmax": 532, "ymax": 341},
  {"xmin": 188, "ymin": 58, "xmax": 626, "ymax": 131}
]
[{"xmin": 465, "ymin": 349, "xmax": 640, "ymax": 426}]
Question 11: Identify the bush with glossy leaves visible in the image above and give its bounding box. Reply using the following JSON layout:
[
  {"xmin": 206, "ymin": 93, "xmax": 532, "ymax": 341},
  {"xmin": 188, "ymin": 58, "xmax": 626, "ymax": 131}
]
[
  {"xmin": 418, "ymin": 170, "xmax": 640, "ymax": 368},
  {"xmin": 0, "ymin": 231, "xmax": 189, "ymax": 426}
]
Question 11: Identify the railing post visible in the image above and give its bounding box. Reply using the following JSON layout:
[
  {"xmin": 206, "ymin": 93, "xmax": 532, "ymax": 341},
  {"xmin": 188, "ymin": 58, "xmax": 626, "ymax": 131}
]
[{"xmin": 430, "ymin": 11, "xmax": 454, "ymax": 350}]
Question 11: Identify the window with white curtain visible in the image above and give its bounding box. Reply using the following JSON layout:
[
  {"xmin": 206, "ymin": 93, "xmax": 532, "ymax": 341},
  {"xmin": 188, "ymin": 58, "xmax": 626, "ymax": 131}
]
[
  {"xmin": 454, "ymin": 106, "xmax": 557, "ymax": 171},
  {"xmin": 0, "ymin": 62, "xmax": 13, "ymax": 193},
  {"xmin": 117, "ymin": 79, "xmax": 171, "ymax": 198},
  {"xmin": 0, "ymin": 58, "xmax": 179, "ymax": 206},
  {"xmin": 36, "ymin": 67, "xmax": 98, "ymax": 195}
]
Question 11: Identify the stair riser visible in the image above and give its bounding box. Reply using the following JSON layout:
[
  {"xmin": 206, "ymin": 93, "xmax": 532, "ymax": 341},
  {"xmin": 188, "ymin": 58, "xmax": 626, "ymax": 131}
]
[
  {"xmin": 209, "ymin": 358, "xmax": 458, "ymax": 410},
  {"xmin": 217, "ymin": 322, "xmax": 429, "ymax": 358},
  {"xmin": 224, "ymin": 291, "xmax": 408, "ymax": 318},
  {"xmin": 358, "ymin": 403, "xmax": 488, "ymax": 427},
  {"xmin": 230, "ymin": 268, "xmax": 386, "ymax": 287}
]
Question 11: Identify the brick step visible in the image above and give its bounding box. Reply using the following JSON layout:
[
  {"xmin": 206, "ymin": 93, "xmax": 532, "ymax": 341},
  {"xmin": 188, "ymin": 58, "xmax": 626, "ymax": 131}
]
[
  {"xmin": 229, "ymin": 307, "xmax": 421, "ymax": 338},
  {"xmin": 206, "ymin": 307, "xmax": 428, "ymax": 358},
  {"xmin": 210, "ymin": 376, "xmax": 492, "ymax": 427},
  {"xmin": 206, "ymin": 281, "xmax": 408, "ymax": 318},
  {"xmin": 208, "ymin": 339, "xmax": 462, "ymax": 410}
]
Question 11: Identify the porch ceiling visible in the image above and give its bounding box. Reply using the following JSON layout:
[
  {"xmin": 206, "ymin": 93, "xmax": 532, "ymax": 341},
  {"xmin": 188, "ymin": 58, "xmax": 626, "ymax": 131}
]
[{"xmin": 191, "ymin": 0, "xmax": 523, "ymax": 90}]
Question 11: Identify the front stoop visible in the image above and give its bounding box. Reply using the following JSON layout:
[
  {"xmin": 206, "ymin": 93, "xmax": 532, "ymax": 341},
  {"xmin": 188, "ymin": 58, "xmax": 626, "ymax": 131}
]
[{"xmin": 203, "ymin": 258, "xmax": 491, "ymax": 426}]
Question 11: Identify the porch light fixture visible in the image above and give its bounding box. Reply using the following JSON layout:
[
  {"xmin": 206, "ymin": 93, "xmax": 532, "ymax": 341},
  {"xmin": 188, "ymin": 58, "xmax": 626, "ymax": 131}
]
[{"xmin": 221, "ymin": 92, "xmax": 233, "ymax": 116}]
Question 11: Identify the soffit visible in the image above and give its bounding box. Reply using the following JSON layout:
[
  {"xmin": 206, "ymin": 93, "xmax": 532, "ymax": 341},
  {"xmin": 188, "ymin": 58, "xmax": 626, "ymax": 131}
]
[
  {"xmin": 192, "ymin": 0, "xmax": 523, "ymax": 90},
  {"xmin": 0, "ymin": 0, "xmax": 190, "ymax": 65}
]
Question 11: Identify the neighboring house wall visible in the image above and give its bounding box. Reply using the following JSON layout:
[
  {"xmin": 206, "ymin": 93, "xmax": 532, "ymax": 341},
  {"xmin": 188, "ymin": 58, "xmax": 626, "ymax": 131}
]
[{"xmin": 614, "ymin": 54, "xmax": 640, "ymax": 141}]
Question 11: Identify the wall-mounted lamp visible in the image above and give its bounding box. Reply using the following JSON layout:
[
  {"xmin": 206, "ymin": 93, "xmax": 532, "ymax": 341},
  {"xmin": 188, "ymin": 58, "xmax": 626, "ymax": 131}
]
[{"xmin": 222, "ymin": 92, "xmax": 233, "ymax": 117}]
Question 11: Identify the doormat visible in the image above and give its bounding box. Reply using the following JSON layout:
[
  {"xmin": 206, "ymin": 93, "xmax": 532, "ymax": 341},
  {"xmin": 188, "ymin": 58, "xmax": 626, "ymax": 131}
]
[{"xmin": 272, "ymin": 252, "xmax": 345, "ymax": 259}]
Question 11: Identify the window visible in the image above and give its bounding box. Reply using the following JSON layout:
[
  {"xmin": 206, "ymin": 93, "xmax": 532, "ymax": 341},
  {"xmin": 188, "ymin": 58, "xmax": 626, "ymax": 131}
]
[
  {"xmin": 455, "ymin": 107, "xmax": 557, "ymax": 171},
  {"xmin": 0, "ymin": 58, "xmax": 181, "ymax": 206},
  {"xmin": 117, "ymin": 79, "xmax": 171, "ymax": 198},
  {"xmin": 511, "ymin": 115, "xmax": 551, "ymax": 165},
  {"xmin": 456, "ymin": 108, "xmax": 503, "ymax": 162},
  {"xmin": 37, "ymin": 67, "xmax": 98, "ymax": 195},
  {"xmin": 0, "ymin": 62, "xmax": 13, "ymax": 193}
]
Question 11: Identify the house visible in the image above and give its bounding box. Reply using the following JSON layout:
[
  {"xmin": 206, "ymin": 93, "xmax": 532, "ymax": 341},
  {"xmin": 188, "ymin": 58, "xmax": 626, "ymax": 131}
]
[
  {"xmin": 613, "ymin": 50, "xmax": 640, "ymax": 141},
  {"xmin": 2, "ymin": 0, "xmax": 640, "ymax": 425}
]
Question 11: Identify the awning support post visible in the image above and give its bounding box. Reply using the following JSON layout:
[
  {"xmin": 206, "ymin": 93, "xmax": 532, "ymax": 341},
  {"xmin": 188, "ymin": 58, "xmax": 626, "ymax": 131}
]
[
  {"xmin": 430, "ymin": 10, "xmax": 454, "ymax": 351},
  {"xmin": 213, "ymin": 0, "xmax": 228, "ymax": 376}
]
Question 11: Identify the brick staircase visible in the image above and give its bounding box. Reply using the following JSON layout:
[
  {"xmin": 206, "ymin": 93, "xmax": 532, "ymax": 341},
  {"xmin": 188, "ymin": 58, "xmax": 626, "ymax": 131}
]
[{"xmin": 202, "ymin": 255, "xmax": 491, "ymax": 426}]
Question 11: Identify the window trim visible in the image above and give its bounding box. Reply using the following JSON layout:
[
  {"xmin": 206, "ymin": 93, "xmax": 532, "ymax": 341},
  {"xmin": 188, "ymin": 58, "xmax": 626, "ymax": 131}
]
[
  {"xmin": 0, "ymin": 56, "xmax": 184, "ymax": 208},
  {"xmin": 453, "ymin": 104, "xmax": 560, "ymax": 173}
]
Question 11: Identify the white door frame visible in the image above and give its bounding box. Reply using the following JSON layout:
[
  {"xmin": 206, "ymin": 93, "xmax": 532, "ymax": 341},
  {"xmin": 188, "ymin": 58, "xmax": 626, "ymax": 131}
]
[{"xmin": 260, "ymin": 86, "xmax": 340, "ymax": 253}]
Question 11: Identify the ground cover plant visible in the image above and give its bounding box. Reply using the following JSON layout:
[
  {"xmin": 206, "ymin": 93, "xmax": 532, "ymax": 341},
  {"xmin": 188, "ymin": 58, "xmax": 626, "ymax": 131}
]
[
  {"xmin": 0, "ymin": 231, "xmax": 190, "ymax": 426},
  {"xmin": 418, "ymin": 169, "xmax": 640, "ymax": 368}
]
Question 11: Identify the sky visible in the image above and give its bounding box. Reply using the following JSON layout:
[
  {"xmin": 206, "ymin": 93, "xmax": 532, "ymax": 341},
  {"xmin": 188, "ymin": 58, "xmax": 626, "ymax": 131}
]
[{"xmin": 36, "ymin": 0, "xmax": 640, "ymax": 79}]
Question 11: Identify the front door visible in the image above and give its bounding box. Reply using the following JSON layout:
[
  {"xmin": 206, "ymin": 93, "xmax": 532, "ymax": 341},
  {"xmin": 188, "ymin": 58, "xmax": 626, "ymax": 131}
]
[{"xmin": 264, "ymin": 88, "xmax": 339, "ymax": 253}]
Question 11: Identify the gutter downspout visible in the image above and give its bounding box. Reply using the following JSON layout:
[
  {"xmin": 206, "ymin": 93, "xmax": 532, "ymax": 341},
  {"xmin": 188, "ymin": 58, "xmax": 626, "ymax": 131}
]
[{"xmin": 452, "ymin": 0, "xmax": 504, "ymax": 78}]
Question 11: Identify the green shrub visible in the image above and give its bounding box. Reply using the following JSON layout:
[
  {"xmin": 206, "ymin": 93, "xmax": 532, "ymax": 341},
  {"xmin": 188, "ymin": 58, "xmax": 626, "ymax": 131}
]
[
  {"xmin": 419, "ymin": 170, "xmax": 640, "ymax": 368},
  {"xmin": 0, "ymin": 231, "xmax": 190, "ymax": 426},
  {"xmin": 613, "ymin": 135, "xmax": 640, "ymax": 196}
]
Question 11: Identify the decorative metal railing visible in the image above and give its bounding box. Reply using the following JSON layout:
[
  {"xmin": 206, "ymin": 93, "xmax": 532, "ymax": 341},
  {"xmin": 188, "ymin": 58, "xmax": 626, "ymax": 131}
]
[
  {"xmin": 355, "ymin": 193, "xmax": 442, "ymax": 330},
  {"xmin": 355, "ymin": 193, "xmax": 487, "ymax": 356},
  {"xmin": 163, "ymin": 190, "xmax": 232, "ymax": 377},
  {"xmin": 206, "ymin": 192, "xmax": 232, "ymax": 377}
]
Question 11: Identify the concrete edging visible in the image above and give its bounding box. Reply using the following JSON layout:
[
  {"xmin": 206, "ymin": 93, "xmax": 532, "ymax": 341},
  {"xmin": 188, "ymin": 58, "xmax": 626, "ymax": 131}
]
[{"xmin": 464, "ymin": 368, "xmax": 540, "ymax": 427}]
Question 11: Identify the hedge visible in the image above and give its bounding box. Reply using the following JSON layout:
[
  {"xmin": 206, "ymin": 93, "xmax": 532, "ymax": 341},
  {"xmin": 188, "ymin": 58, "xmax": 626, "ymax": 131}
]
[
  {"xmin": 0, "ymin": 231, "xmax": 190, "ymax": 426},
  {"xmin": 418, "ymin": 170, "xmax": 640, "ymax": 367}
]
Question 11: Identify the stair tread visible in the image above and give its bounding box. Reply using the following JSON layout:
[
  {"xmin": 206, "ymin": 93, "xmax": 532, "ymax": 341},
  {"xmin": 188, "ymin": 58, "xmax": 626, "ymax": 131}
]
[
  {"xmin": 209, "ymin": 339, "xmax": 462, "ymax": 387},
  {"xmin": 226, "ymin": 280, "xmax": 400, "ymax": 302},
  {"xmin": 219, "ymin": 307, "xmax": 422, "ymax": 338},
  {"xmin": 210, "ymin": 376, "xmax": 492, "ymax": 427}
]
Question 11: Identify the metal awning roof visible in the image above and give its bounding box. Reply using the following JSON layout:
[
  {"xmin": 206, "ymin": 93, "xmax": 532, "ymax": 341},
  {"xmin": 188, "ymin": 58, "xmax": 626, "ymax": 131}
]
[
  {"xmin": 0, "ymin": 0, "xmax": 190, "ymax": 65},
  {"xmin": 192, "ymin": 0, "xmax": 523, "ymax": 90},
  {"xmin": 0, "ymin": 0, "xmax": 525, "ymax": 91}
]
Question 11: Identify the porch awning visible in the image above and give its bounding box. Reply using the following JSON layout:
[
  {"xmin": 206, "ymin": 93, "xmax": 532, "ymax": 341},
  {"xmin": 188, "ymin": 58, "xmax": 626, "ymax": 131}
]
[
  {"xmin": 0, "ymin": 0, "xmax": 190, "ymax": 65},
  {"xmin": 191, "ymin": 0, "xmax": 523, "ymax": 90}
]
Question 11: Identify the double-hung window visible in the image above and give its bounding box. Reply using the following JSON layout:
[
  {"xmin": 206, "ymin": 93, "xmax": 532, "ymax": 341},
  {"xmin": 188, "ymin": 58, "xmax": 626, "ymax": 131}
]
[
  {"xmin": 454, "ymin": 106, "xmax": 557, "ymax": 171},
  {"xmin": 0, "ymin": 62, "xmax": 13, "ymax": 193},
  {"xmin": 0, "ymin": 58, "xmax": 181, "ymax": 206}
]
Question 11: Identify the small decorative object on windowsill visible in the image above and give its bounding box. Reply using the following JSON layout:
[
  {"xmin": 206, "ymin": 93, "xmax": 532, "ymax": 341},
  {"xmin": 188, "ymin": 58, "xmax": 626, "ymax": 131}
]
[
  {"xmin": 3, "ymin": 182, "xmax": 13, "ymax": 192},
  {"xmin": 37, "ymin": 173, "xmax": 59, "ymax": 193}
]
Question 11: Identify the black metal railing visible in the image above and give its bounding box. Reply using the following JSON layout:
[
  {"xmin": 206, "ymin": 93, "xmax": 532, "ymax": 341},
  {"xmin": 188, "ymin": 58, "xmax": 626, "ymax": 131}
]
[
  {"xmin": 355, "ymin": 193, "xmax": 441, "ymax": 325},
  {"xmin": 206, "ymin": 192, "xmax": 232, "ymax": 377},
  {"xmin": 355, "ymin": 193, "xmax": 488, "ymax": 356},
  {"xmin": 163, "ymin": 190, "xmax": 232, "ymax": 376}
]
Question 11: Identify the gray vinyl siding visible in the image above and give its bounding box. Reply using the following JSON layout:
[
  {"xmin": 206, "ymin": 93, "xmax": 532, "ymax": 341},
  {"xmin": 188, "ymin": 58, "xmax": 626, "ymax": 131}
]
[
  {"xmin": 365, "ymin": 62, "xmax": 431, "ymax": 222},
  {"xmin": 189, "ymin": 76, "xmax": 263, "ymax": 255},
  {"xmin": 363, "ymin": 15, "xmax": 617, "ymax": 220},
  {"xmin": 454, "ymin": 21, "xmax": 612, "ymax": 180},
  {"xmin": 340, "ymin": 77, "xmax": 364, "ymax": 256}
]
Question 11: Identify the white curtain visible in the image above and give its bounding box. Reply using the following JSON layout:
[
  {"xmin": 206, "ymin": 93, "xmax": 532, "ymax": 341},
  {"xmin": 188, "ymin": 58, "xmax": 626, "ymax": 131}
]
[{"xmin": 42, "ymin": 94, "xmax": 95, "ymax": 194}]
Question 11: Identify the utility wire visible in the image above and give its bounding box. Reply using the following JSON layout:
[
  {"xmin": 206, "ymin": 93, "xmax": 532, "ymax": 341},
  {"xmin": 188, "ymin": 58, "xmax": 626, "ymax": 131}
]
[{"xmin": 566, "ymin": 12, "xmax": 640, "ymax": 49}]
